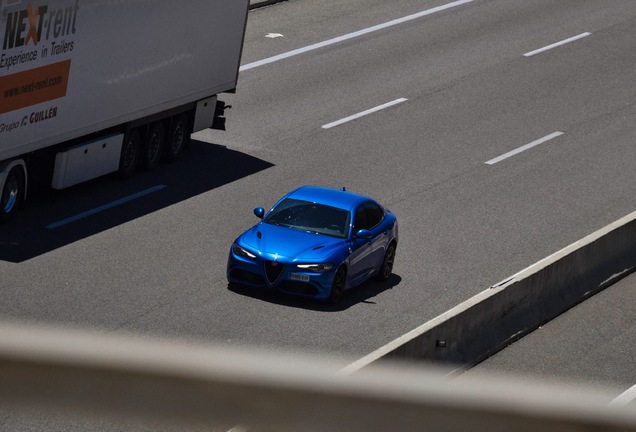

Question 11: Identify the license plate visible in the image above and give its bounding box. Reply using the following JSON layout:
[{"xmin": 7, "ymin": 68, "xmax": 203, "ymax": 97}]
[{"xmin": 290, "ymin": 273, "xmax": 310, "ymax": 282}]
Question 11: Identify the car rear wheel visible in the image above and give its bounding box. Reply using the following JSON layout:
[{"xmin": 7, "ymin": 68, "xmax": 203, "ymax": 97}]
[
  {"xmin": 377, "ymin": 243, "xmax": 396, "ymax": 281},
  {"xmin": 328, "ymin": 266, "xmax": 346, "ymax": 305}
]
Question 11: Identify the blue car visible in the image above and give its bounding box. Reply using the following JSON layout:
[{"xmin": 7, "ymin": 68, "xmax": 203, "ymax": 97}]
[{"xmin": 227, "ymin": 186, "xmax": 398, "ymax": 304}]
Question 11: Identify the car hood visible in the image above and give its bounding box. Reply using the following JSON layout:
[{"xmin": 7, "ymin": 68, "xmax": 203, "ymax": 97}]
[{"xmin": 239, "ymin": 223, "xmax": 344, "ymax": 261}]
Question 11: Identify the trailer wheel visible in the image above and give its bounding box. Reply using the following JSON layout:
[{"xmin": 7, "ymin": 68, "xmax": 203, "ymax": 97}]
[
  {"xmin": 118, "ymin": 128, "xmax": 142, "ymax": 179},
  {"xmin": 165, "ymin": 114, "xmax": 190, "ymax": 162},
  {"xmin": 0, "ymin": 166, "xmax": 25, "ymax": 223},
  {"xmin": 141, "ymin": 122, "xmax": 165, "ymax": 170}
]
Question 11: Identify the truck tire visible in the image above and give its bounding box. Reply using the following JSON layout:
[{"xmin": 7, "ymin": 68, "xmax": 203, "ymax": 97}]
[
  {"xmin": 118, "ymin": 128, "xmax": 142, "ymax": 179},
  {"xmin": 141, "ymin": 122, "xmax": 165, "ymax": 170},
  {"xmin": 0, "ymin": 166, "xmax": 25, "ymax": 223},
  {"xmin": 165, "ymin": 114, "xmax": 190, "ymax": 162}
]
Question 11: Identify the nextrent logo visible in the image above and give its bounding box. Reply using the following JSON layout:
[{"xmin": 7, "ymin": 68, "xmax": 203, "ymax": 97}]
[{"xmin": 2, "ymin": 0, "xmax": 79, "ymax": 50}]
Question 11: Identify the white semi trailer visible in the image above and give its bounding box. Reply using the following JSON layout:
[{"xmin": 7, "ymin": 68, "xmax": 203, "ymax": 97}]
[{"xmin": 0, "ymin": 0, "xmax": 248, "ymax": 222}]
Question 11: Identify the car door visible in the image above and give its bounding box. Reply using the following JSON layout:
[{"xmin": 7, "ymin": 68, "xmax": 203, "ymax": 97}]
[
  {"xmin": 348, "ymin": 201, "xmax": 386, "ymax": 285},
  {"xmin": 363, "ymin": 201, "xmax": 389, "ymax": 270}
]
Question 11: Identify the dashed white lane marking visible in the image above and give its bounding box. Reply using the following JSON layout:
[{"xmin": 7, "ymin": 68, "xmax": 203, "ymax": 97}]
[
  {"xmin": 46, "ymin": 185, "xmax": 167, "ymax": 229},
  {"xmin": 485, "ymin": 131, "xmax": 563, "ymax": 165},
  {"xmin": 322, "ymin": 98, "xmax": 408, "ymax": 129},
  {"xmin": 524, "ymin": 32, "xmax": 591, "ymax": 57}
]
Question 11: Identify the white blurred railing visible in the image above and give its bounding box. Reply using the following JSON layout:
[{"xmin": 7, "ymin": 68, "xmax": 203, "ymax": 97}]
[{"xmin": 1, "ymin": 321, "xmax": 635, "ymax": 432}]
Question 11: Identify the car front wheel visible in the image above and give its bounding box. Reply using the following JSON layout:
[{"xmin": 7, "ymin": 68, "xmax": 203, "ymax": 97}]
[{"xmin": 328, "ymin": 266, "xmax": 346, "ymax": 305}]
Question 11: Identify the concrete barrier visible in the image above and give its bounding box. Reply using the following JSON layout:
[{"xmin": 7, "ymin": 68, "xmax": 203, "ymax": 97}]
[{"xmin": 341, "ymin": 210, "xmax": 636, "ymax": 374}]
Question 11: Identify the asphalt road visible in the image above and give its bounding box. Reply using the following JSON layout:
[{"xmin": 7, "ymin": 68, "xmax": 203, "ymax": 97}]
[{"xmin": 1, "ymin": 0, "xmax": 635, "ymax": 387}]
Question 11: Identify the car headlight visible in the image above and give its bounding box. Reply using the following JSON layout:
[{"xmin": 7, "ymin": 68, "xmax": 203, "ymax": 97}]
[
  {"xmin": 233, "ymin": 243, "xmax": 256, "ymax": 259},
  {"xmin": 296, "ymin": 263, "xmax": 334, "ymax": 272}
]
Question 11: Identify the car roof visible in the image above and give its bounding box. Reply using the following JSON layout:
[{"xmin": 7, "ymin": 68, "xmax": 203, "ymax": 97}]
[{"xmin": 285, "ymin": 186, "xmax": 372, "ymax": 211}]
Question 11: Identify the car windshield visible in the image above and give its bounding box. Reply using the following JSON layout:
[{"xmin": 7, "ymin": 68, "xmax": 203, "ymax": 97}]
[{"xmin": 263, "ymin": 198, "xmax": 350, "ymax": 239}]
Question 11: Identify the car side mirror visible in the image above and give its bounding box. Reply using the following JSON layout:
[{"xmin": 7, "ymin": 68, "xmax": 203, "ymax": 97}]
[
  {"xmin": 254, "ymin": 207, "xmax": 265, "ymax": 219},
  {"xmin": 355, "ymin": 229, "xmax": 372, "ymax": 239}
]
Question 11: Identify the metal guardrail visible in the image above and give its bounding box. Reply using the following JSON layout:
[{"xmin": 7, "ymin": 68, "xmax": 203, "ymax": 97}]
[{"xmin": 1, "ymin": 322, "xmax": 636, "ymax": 432}]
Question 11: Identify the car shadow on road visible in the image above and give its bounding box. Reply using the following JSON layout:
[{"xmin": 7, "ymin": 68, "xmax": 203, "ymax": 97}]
[
  {"xmin": 0, "ymin": 140, "xmax": 274, "ymax": 263},
  {"xmin": 227, "ymin": 273, "xmax": 402, "ymax": 311}
]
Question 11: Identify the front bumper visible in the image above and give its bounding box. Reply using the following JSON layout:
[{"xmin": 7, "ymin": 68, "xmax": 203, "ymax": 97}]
[{"xmin": 226, "ymin": 247, "xmax": 336, "ymax": 300}]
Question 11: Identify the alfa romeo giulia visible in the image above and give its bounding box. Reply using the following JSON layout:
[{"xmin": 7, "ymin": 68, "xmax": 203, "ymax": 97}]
[{"xmin": 227, "ymin": 186, "xmax": 398, "ymax": 304}]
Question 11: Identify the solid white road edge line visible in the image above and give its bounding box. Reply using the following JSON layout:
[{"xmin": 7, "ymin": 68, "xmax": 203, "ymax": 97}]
[
  {"xmin": 485, "ymin": 131, "xmax": 563, "ymax": 165},
  {"xmin": 336, "ymin": 292, "xmax": 481, "ymax": 377},
  {"xmin": 610, "ymin": 384, "xmax": 636, "ymax": 406},
  {"xmin": 321, "ymin": 98, "xmax": 408, "ymax": 129},
  {"xmin": 524, "ymin": 32, "xmax": 591, "ymax": 57},
  {"xmin": 46, "ymin": 185, "xmax": 167, "ymax": 229},
  {"xmin": 240, "ymin": 0, "xmax": 475, "ymax": 71}
]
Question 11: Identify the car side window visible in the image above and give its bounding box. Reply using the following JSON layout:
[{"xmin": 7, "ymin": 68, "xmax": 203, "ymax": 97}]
[
  {"xmin": 353, "ymin": 206, "xmax": 368, "ymax": 232},
  {"xmin": 364, "ymin": 201, "xmax": 384, "ymax": 229},
  {"xmin": 353, "ymin": 201, "xmax": 384, "ymax": 233}
]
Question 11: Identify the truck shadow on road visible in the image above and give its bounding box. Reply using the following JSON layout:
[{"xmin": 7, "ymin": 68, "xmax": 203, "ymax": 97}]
[
  {"xmin": 227, "ymin": 274, "xmax": 402, "ymax": 311},
  {"xmin": 0, "ymin": 140, "xmax": 274, "ymax": 263}
]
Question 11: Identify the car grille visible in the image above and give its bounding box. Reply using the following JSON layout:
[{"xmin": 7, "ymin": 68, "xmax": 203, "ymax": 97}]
[{"xmin": 264, "ymin": 260, "xmax": 285, "ymax": 285}]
